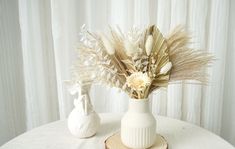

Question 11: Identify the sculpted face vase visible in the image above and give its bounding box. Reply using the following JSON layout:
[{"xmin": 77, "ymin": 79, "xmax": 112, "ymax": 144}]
[
  {"xmin": 121, "ymin": 98, "xmax": 156, "ymax": 148},
  {"xmin": 67, "ymin": 94, "xmax": 100, "ymax": 138},
  {"xmin": 67, "ymin": 84, "xmax": 100, "ymax": 138}
]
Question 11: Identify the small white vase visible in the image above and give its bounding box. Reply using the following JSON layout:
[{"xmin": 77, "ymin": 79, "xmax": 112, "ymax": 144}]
[
  {"xmin": 68, "ymin": 109, "xmax": 100, "ymax": 138},
  {"xmin": 67, "ymin": 94, "xmax": 100, "ymax": 138},
  {"xmin": 121, "ymin": 98, "xmax": 156, "ymax": 149}
]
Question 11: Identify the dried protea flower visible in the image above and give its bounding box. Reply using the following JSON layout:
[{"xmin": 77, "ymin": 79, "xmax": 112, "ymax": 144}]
[{"xmin": 126, "ymin": 72, "xmax": 151, "ymax": 91}]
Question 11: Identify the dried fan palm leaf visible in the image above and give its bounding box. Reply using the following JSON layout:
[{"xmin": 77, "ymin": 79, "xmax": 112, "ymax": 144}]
[{"xmin": 144, "ymin": 25, "xmax": 171, "ymax": 95}]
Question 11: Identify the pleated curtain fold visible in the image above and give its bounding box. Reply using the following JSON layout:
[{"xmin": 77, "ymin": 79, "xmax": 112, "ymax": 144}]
[{"xmin": 0, "ymin": 0, "xmax": 234, "ymax": 146}]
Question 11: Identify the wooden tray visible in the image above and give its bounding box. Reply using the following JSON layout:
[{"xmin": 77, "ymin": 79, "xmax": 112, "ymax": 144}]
[{"xmin": 105, "ymin": 132, "xmax": 168, "ymax": 149}]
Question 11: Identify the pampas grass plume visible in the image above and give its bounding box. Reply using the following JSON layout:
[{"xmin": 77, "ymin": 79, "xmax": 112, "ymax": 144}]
[{"xmin": 100, "ymin": 34, "xmax": 115, "ymax": 55}]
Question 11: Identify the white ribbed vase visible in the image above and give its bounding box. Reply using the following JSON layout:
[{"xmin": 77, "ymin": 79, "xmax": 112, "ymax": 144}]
[{"xmin": 121, "ymin": 98, "xmax": 156, "ymax": 149}]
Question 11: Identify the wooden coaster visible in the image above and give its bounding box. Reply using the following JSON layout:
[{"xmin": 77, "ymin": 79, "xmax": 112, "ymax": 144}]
[{"xmin": 105, "ymin": 132, "xmax": 168, "ymax": 149}]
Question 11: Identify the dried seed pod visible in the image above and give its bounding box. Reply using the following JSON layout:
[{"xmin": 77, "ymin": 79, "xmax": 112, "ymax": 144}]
[
  {"xmin": 145, "ymin": 35, "xmax": 153, "ymax": 56},
  {"xmin": 160, "ymin": 62, "xmax": 172, "ymax": 74}
]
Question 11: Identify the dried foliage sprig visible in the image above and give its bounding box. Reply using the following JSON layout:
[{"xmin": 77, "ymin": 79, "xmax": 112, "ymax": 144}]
[{"xmin": 70, "ymin": 24, "xmax": 213, "ymax": 99}]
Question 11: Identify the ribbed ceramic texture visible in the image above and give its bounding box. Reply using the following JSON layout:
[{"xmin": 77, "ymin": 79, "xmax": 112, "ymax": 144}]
[{"xmin": 121, "ymin": 125, "xmax": 156, "ymax": 148}]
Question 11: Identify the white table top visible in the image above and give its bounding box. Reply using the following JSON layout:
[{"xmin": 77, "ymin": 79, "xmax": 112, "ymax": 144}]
[{"xmin": 1, "ymin": 113, "xmax": 234, "ymax": 149}]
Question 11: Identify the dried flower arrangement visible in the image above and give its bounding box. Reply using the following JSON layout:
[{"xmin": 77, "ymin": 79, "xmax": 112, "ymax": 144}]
[{"xmin": 71, "ymin": 25, "xmax": 213, "ymax": 99}]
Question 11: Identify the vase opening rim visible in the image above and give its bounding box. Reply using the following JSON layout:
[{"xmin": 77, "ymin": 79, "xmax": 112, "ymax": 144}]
[{"xmin": 130, "ymin": 98, "xmax": 148, "ymax": 101}]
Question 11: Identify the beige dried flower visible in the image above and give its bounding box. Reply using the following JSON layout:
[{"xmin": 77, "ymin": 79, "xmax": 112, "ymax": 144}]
[{"xmin": 126, "ymin": 72, "xmax": 151, "ymax": 91}]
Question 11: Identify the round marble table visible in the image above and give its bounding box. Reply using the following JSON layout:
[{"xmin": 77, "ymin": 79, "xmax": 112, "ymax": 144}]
[{"xmin": 1, "ymin": 113, "xmax": 234, "ymax": 149}]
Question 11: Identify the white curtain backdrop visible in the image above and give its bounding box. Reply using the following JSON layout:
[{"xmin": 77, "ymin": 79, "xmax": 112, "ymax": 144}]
[{"xmin": 1, "ymin": 0, "xmax": 235, "ymax": 146}]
